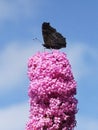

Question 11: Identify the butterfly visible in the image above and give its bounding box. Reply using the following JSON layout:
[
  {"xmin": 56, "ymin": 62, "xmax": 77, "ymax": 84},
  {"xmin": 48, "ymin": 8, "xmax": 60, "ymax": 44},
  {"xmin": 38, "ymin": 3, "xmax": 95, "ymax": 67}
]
[{"xmin": 42, "ymin": 22, "xmax": 67, "ymax": 49}]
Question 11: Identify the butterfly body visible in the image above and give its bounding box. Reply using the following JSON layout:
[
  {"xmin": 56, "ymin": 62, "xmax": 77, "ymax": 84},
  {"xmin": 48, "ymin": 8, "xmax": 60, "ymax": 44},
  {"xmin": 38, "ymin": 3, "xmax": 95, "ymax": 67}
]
[{"xmin": 42, "ymin": 22, "xmax": 67, "ymax": 49}]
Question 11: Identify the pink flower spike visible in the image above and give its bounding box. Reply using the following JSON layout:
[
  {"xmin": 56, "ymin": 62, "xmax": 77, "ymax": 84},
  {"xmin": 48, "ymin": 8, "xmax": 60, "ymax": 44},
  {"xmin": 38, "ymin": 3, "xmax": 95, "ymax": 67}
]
[{"xmin": 26, "ymin": 50, "xmax": 78, "ymax": 130}]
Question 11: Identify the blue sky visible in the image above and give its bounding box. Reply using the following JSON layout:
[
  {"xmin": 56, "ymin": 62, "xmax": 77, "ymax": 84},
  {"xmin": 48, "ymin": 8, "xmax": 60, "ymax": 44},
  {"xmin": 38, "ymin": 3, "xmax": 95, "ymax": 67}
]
[{"xmin": 0, "ymin": 0, "xmax": 98, "ymax": 129}]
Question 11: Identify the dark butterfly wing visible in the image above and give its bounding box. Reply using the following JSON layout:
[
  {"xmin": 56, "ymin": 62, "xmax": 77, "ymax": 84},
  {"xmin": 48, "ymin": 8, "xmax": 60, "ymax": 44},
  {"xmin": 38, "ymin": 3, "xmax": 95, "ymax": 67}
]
[{"xmin": 42, "ymin": 22, "xmax": 67, "ymax": 49}]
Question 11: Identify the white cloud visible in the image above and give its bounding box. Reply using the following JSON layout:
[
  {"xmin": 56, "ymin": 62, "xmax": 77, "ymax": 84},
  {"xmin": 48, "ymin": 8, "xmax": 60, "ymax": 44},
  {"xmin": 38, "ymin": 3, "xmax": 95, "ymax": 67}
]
[
  {"xmin": 0, "ymin": 41, "xmax": 43, "ymax": 91},
  {"xmin": 0, "ymin": 0, "xmax": 40, "ymax": 21},
  {"xmin": 0, "ymin": 102, "xmax": 29, "ymax": 130},
  {"xmin": 66, "ymin": 43, "xmax": 98, "ymax": 80},
  {"xmin": 75, "ymin": 115, "xmax": 98, "ymax": 130},
  {"xmin": 0, "ymin": 41, "xmax": 97, "ymax": 91},
  {"xmin": 0, "ymin": 41, "xmax": 98, "ymax": 130}
]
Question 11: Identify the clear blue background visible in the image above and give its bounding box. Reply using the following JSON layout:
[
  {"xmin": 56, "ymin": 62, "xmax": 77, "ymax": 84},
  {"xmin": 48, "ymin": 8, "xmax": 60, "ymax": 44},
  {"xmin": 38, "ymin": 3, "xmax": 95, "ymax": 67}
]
[{"xmin": 0, "ymin": 0, "xmax": 98, "ymax": 129}]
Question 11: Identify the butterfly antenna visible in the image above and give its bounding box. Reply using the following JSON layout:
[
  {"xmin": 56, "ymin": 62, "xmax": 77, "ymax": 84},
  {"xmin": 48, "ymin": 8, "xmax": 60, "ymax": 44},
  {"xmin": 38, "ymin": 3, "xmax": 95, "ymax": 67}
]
[{"xmin": 33, "ymin": 38, "xmax": 46, "ymax": 52}]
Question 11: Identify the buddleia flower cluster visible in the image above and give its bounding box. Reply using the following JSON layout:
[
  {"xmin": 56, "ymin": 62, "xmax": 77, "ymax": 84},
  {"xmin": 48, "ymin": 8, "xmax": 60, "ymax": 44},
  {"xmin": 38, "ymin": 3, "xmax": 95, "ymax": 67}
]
[{"xmin": 26, "ymin": 50, "xmax": 78, "ymax": 130}]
